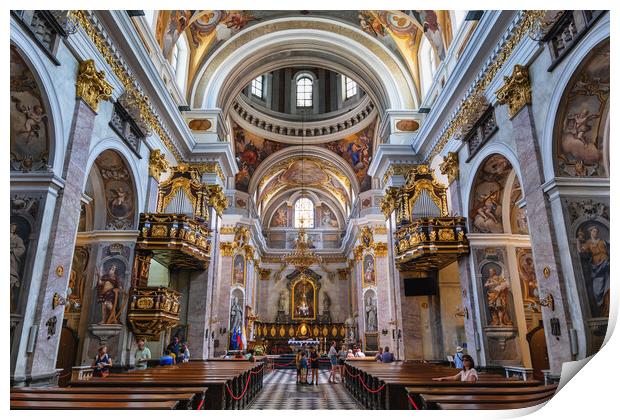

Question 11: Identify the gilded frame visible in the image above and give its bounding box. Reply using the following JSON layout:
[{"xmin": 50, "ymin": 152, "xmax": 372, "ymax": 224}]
[{"xmin": 290, "ymin": 275, "xmax": 317, "ymax": 321}]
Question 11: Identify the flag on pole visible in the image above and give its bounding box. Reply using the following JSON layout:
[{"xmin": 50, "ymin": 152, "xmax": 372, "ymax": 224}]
[
  {"xmin": 241, "ymin": 325, "xmax": 247, "ymax": 350},
  {"xmin": 236, "ymin": 326, "xmax": 243, "ymax": 350},
  {"xmin": 230, "ymin": 328, "xmax": 238, "ymax": 350}
]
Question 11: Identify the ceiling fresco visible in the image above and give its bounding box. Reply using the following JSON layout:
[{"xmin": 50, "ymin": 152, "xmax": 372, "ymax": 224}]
[{"xmin": 154, "ymin": 10, "xmax": 453, "ymax": 94}]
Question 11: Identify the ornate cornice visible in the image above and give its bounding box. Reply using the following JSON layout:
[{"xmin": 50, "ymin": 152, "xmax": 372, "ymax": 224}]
[
  {"xmin": 69, "ymin": 10, "xmax": 183, "ymax": 161},
  {"xmin": 148, "ymin": 149, "xmax": 169, "ymax": 180},
  {"xmin": 75, "ymin": 59, "xmax": 112, "ymax": 112},
  {"xmin": 495, "ymin": 64, "xmax": 532, "ymax": 119},
  {"xmin": 439, "ymin": 152, "xmax": 459, "ymax": 185},
  {"xmin": 427, "ymin": 10, "xmax": 545, "ymax": 161}
]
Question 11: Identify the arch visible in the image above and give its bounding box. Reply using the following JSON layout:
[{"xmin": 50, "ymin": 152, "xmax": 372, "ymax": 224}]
[
  {"xmin": 463, "ymin": 145, "xmax": 523, "ymax": 228},
  {"xmin": 84, "ymin": 139, "xmax": 145, "ymax": 221},
  {"xmin": 551, "ymin": 38, "xmax": 609, "ymax": 178},
  {"xmin": 83, "ymin": 144, "xmax": 143, "ymax": 230},
  {"xmin": 541, "ymin": 15, "xmax": 609, "ymax": 181},
  {"xmin": 9, "ymin": 37, "xmax": 66, "ymax": 176},
  {"xmin": 171, "ymin": 31, "xmax": 190, "ymax": 96},
  {"xmin": 190, "ymin": 17, "xmax": 418, "ymax": 113}
]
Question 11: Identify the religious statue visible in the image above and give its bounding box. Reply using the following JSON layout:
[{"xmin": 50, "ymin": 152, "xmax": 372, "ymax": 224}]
[
  {"xmin": 10, "ymin": 223, "xmax": 26, "ymax": 309},
  {"xmin": 230, "ymin": 295, "xmax": 243, "ymax": 332},
  {"xmin": 484, "ymin": 267, "xmax": 512, "ymax": 326},
  {"xmin": 96, "ymin": 263, "xmax": 122, "ymax": 324},
  {"xmin": 578, "ymin": 225, "xmax": 610, "ymax": 317},
  {"xmin": 278, "ymin": 290, "xmax": 287, "ymax": 313},
  {"xmin": 364, "ymin": 255, "xmax": 375, "ymax": 285},
  {"xmin": 365, "ymin": 294, "xmax": 378, "ymax": 332},
  {"xmin": 323, "ymin": 291, "xmax": 331, "ymax": 312}
]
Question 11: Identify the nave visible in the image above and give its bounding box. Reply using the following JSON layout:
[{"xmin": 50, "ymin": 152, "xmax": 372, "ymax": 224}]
[{"xmin": 248, "ymin": 369, "xmax": 361, "ymax": 410}]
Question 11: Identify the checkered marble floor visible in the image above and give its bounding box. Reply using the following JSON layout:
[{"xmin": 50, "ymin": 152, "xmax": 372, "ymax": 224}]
[{"xmin": 248, "ymin": 369, "xmax": 362, "ymax": 410}]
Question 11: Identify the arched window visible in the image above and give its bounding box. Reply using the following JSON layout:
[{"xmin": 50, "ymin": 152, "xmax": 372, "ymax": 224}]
[
  {"xmin": 294, "ymin": 198, "xmax": 314, "ymax": 228},
  {"xmin": 170, "ymin": 33, "xmax": 189, "ymax": 93},
  {"xmin": 419, "ymin": 37, "xmax": 437, "ymax": 98},
  {"xmin": 251, "ymin": 75, "xmax": 264, "ymax": 98},
  {"xmin": 343, "ymin": 76, "xmax": 358, "ymax": 99},
  {"xmin": 296, "ymin": 74, "xmax": 313, "ymax": 108}
]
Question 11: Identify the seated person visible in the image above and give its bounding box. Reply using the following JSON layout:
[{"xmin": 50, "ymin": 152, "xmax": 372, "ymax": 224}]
[
  {"xmin": 246, "ymin": 349, "xmax": 255, "ymax": 362},
  {"xmin": 159, "ymin": 350, "xmax": 175, "ymax": 366},
  {"xmin": 374, "ymin": 347, "xmax": 383, "ymax": 362},
  {"xmin": 433, "ymin": 354, "xmax": 478, "ymax": 383},
  {"xmin": 380, "ymin": 346, "xmax": 394, "ymax": 363},
  {"xmin": 354, "ymin": 347, "xmax": 366, "ymax": 357},
  {"xmin": 346, "ymin": 349, "xmax": 355, "ymax": 359}
]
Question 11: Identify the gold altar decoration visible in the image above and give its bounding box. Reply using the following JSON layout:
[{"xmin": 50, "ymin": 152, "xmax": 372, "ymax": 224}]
[
  {"xmin": 149, "ymin": 149, "xmax": 169, "ymax": 180},
  {"xmin": 439, "ymin": 152, "xmax": 459, "ymax": 185},
  {"xmin": 495, "ymin": 64, "xmax": 532, "ymax": 119},
  {"xmin": 75, "ymin": 59, "xmax": 112, "ymax": 112},
  {"xmin": 381, "ymin": 165, "xmax": 469, "ymax": 272},
  {"xmin": 283, "ymin": 227, "xmax": 322, "ymax": 269},
  {"xmin": 353, "ymin": 226, "xmax": 390, "ymax": 261},
  {"xmin": 220, "ymin": 225, "xmax": 255, "ymax": 259},
  {"xmin": 291, "ymin": 274, "xmax": 317, "ymax": 320},
  {"xmin": 127, "ymin": 286, "xmax": 181, "ymax": 340},
  {"xmin": 254, "ymin": 320, "xmax": 346, "ymax": 340},
  {"xmin": 428, "ymin": 10, "xmax": 546, "ymax": 160},
  {"xmin": 136, "ymin": 213, "xmax": 211, "ymax": 270}
]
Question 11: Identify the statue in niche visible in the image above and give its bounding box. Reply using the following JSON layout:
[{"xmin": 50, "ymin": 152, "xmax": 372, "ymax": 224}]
[
  {"xmin": 96, "ymin": 262, "xmax": 123, "ymax": 324},
  {"xmin": 230, "ymin": 295, "xmax": 243, "ymax": 332},
  {"xmin": 278, "ymin": 290, "xmax": 287, "ymax": 313},
  {"xmin": 483, "ymin": 267, "xmax": 512, "ymax": 326},
  {"xmin": 578, "ymin": 224, "xmax": 610, "ymax": 317},
  {"xmin": 323, "ymin": 291, "xmax": 331, "ymax": 312},
  {"xmin": 10, "ymin": 223, "xmax": 26, "ymax": 306},
  {"xmin": 365, "ymin": 293, "xmax": 377, "ymax": 332}
]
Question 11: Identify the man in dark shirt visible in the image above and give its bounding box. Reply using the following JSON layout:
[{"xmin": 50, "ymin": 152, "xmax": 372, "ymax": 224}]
[{"xmin": 380, "ymin": 346, "xmax": 394, "ymax": 363}]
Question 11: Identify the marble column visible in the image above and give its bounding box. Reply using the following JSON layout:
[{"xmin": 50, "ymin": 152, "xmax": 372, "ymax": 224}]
[
  {"xmin": 375, "ymin": 253, "xmax": 393, "ymax": 351},
  {"xmin": 27, "ymin": 98, "xmax": 100, "ymax": 383},
  {"xmin": 188, "ymin": 207, "xmax": 221, "ymax": 360},
  {"xmin": 506, "ymin": 105, "xmax": 573, "ymax": 374},
  {"xmin": 448, "ymin": 177, "xmax": 483, "ymax": 364}
]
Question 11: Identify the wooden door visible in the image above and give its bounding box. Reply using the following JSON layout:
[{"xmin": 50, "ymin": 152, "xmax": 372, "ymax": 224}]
[
  {"xmin": 55, "ymin": 326, "xmax": 78, "ymax": 387},
  {"xmin": 527, "ymin": 322, "xmax": 550, "ymax": 380}
]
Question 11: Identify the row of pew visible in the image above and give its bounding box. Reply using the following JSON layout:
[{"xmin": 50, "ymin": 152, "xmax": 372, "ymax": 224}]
[
  {"xmin": 11, "ymin": 360, "xmax": 265, "ymax": 410},
  {"xmin": 343, "ymin": 360, "xmax": 557, "ymax": 410}
]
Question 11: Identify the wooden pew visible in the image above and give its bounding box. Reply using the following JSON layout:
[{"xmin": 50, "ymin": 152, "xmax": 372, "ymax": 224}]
[
  {"xmin": 11, "ymin": 400, "xmax": 180, "ymax": 410},
  {"xmin": 11, "ymin": 386, "xmax": 207, "ymax": 410},
  {"xmin": 10, "ymin": 392, "xmax": 196, "ymax": 410}
]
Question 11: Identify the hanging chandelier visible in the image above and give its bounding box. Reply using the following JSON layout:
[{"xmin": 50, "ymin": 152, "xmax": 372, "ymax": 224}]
[{"xmin": 283, "ymin": 109, "xmax": 322, "ymax": 270}]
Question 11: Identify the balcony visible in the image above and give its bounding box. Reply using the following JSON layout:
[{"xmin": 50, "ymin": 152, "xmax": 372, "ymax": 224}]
[
  {"xmin": 393, "ymin": 217, "xmax": 469, "ymax": 271},
  {"xmin": 136, "ymin": 213, "xmax": 212, "ymax": 270},
  {"xmin": 127, "ymin": 286, "xmax": 181, "ymax": 340}
]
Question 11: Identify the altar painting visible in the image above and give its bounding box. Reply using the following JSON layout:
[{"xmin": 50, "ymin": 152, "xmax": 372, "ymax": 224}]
[{"xmin": 291, "ymin": 277, "xmax": 316, "ymax": 320}]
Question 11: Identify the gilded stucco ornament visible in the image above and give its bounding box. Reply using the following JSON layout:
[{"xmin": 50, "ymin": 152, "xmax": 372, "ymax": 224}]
[
  {"xmin": 75, "ymin": 59, "xmax": 112, "ymax": 112},
  {"xmin": 495, "ymin": 65, "xmax": 532, "ymax": 119},
  {"xmin": 149, "ymin": 149, "xmax": 169, "ymax": 180},
  {"xmin": 205, "ymin": 184, "xmax": 228, "ymax": 216},
  {"xmin": 439, "ymin": 152, "xmax": 459, "ymax": 185}
]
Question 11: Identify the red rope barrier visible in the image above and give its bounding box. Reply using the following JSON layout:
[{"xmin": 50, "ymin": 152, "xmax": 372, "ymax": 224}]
[
  {"xmin": 196, "ymin": 397, "xmax": 205, "ymax": 410},
  {"xmin": 343, "ymin": 365, "xmax": 384, "ymax": 393},
  {"xmin": 358, "ymin": 376, "xmax": 386, "ymax": 394},
  {"xmin": 250, "ymin": 364, "xmax": 266, "ymax": 375},
  {"xmin": 272, "ymin": 360, "xmax": 295, "ymax": 367},
  {"xmin": 407, "ymin": 394, "xmax": 419, "ymax": 410},
  {"xmin": 225, "ymin": 374, "xmax": 253, "ymax": 401}
]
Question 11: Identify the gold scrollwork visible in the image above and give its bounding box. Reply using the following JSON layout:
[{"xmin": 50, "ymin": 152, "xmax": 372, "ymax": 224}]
[
  {"xmin": 76, "ymin": 59, "xmax": 113, "ymax": 112},
  {"xmin": 149, "ymin": 149, "xmax": 169, "ymax": 180},
  {"xmin": 496, "ymin": 64, "xmax": 532, "ymax": 119}
]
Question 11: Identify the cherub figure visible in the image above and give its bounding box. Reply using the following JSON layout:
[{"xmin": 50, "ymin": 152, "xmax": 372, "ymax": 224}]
[
  {"xmin": 566, "ymin": 108, "xmax": 600, "ymax": 145},
  {"xmin": 12, "ymin": 96, "xmax": 46, "ymax": 141}
]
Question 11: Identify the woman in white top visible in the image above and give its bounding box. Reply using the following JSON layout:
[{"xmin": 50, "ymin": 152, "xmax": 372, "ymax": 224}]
[{"xmin": 432, "ymin": 354, "xmax": 479, "ymax": 383}]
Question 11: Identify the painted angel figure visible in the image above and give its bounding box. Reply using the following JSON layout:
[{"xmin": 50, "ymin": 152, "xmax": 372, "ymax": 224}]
[
  {"xmin": 565, "ymin": 108, "xmax": 600, "ymax": 145},
  {"xmin": 11, "ymin": 96, "xmax": 46, "ymax": 141}
]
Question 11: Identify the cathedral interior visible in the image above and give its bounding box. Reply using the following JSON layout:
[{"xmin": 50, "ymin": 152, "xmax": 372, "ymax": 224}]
[{"xmin": 8, "ymin": 8, "xmax": 611, "ymax": 411}]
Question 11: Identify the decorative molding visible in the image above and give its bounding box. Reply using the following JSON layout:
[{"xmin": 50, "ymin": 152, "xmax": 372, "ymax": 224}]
[
  {"xmin": 75, "ymin": 59, "xmax": 112, "ymax": 112},
  {"xmin": 69, "ymin": 10, "xmax": 183, "ymax": 161},
  {"xmin": 191, "ymin": 162, "xmax": 226, "ymax": 186},
  {"xmin": 148, "ymin": 149, "xmax": 169, "ymax": 180},
  {"xmin": 495, "ymin": 64, "xmax": 532, "ymax": 119},
  {"xmin": 427, "ymin": 10, "xmax": 545, "ymax": 161},
  {"xmin": 439, "ymin": 152, "xmax": 459, "ymax": 185}
]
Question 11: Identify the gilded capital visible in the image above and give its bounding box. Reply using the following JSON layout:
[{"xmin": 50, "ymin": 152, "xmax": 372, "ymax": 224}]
[
  {"xmin": 439, "ymin": 152, "xmax": 459, "ymax": 185},
  {"xmin": 76, "ymin": 59, "xmax": 113, "ymax": 112},
  {"xmin": 205, "ymin": 184, "xmax": 228, "ymax": 216},
  {"xmin": 149, "ymin": 149, "xmax": 169, "ymax": 180},
  {"xmin": 495, "ymin": 65, "xmax": 531, "ymax": 119}
]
